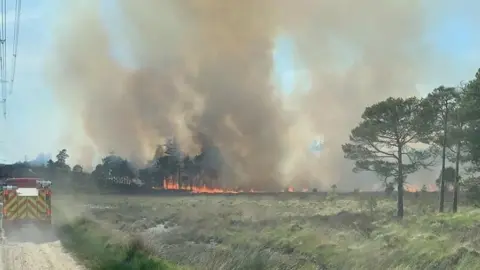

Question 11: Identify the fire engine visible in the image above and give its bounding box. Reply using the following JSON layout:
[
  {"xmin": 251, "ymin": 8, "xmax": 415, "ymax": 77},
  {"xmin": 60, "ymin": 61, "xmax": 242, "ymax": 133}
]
[{"xmin": 0, "ymin": 178, "xmax": 52, "ymax": 234}]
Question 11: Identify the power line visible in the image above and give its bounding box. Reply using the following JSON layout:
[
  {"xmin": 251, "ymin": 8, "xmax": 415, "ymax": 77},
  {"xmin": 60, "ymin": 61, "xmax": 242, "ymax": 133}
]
[
  {"xmin": 9, "ymin": 0, "xmax": 21, "ymax": 96},
  {"xmin": 0, "ymin": 0, "xmax": 7, "ymax": 119},
  {"xmin": 0, "ymin": 0, "xmax": 22, "ymax": 119}
]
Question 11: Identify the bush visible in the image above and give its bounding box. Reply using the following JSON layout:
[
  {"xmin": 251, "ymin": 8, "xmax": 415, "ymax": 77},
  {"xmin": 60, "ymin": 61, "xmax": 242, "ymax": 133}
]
[
  {"xmin": 385, "ymin": 182, "xmax": 395, "ymax": 196},
  {"xmin": 57, "ymin": 217, "xmax": 179, "ymax": 270},
  {"xmin": 464, "ymin": 178, "xmax": 480, "ymax": 207}
]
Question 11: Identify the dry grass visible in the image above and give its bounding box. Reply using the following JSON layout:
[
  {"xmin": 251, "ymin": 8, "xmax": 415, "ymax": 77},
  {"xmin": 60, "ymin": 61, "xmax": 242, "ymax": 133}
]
[{"xmin": 54, "ymin": 192, "xmax": 480, "ymax": 270}]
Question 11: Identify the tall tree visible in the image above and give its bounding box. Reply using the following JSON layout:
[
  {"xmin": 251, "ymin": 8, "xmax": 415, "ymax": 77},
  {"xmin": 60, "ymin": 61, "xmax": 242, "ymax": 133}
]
[
  {"xmin": 446, "ymin": 85, "xmax": 470, "ymax": 213},
  {"xmin": 424, "ymin": 86, "xmax": 459, "ymax": 212},
  {"xmin": 342, "ymin": 97, "xmax": 434, "ymax": 218},
  {"xmin": 55, "ymin": 149, "xmax": 69, "ymax": 167},
  {"xmin": 163, "ymin": 137, "xmax": 182, "ymax": 184},
  {"xmin": 47, "ymin": 159, "xmax": 55, "ymax": 170},
  {"xmin": 459, "ymin": 69, "xmax": 480, "ymax": 210},
  {"xmin": 463, "ymin": 69, "xmax": 480, "ymax": 167},
  {"xmin": 182, "ymin": 155, "xmax": 195, "ymax": 188}
]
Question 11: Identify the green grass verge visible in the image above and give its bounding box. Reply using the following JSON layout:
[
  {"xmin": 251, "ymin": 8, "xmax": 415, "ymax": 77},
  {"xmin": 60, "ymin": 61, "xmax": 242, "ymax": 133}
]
[
  {"xmin": 52, "ymin": 194, "xmax": 480, "ymax": 269},
  {"xmin": 56, "ymin": 217, "xmax": 181, "ymax": 270}
]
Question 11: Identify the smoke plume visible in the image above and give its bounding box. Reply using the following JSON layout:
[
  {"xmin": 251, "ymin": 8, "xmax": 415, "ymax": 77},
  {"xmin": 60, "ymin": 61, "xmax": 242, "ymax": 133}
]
[{"xmin": 48, "ymin": 0, "xmax": 435, "ymax": 190}]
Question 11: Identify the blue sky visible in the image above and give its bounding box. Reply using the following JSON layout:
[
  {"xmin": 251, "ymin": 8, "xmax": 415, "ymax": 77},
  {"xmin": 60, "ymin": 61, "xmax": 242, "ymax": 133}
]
[{"xmin": 0, "ymin": 1, "xmax": 479, "ymax": 163}]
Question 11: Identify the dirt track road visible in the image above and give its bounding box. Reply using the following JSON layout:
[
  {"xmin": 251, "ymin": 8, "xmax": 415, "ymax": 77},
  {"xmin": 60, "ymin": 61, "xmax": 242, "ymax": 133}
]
[{"xmin": 0, "ymin": 225, "xmax": 84, "ymax": 270}]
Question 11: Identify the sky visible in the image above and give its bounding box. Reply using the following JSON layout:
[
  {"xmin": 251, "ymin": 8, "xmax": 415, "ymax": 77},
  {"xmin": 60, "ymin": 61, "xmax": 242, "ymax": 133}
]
[{"xmin": 0, "ymin": 1, "xmax": 479, "ymax": 163}]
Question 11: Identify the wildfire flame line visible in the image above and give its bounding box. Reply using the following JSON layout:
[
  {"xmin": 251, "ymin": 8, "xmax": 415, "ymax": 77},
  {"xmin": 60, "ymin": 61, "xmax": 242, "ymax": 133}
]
[
  {"xmin": 162, "ymin": 178, "xmax": 240, "ymax": 193},
  {"xmin": 160, "ymin": 178, "xmax": 301, "ymax": 194},
  {"xmin": 159, "ymin": 178, "xmax": 438, "ymax": 194},
  {"xmin": 404, "ymin": 183, "xmax": 438, "ymax": 192}
]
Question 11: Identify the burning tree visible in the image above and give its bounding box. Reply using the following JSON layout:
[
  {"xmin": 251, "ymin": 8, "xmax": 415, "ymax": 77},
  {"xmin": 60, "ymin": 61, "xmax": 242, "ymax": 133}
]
[{"xmin": 342, "ymin": 97, "xmax": 435, "ymax": 218}]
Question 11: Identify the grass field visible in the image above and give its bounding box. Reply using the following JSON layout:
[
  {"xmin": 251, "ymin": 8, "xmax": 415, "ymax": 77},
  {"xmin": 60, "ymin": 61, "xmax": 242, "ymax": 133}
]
[{"xmin": 54, "ymin": 191, "xmax": 480, "ymax": 270}]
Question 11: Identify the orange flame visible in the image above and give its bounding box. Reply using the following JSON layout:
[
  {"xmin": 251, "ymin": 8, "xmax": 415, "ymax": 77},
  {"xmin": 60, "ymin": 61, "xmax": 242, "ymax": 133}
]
[
  {"xmin": 404, "ymin": 183, "xmax": 438, "ymax": 192},
  {"xmin": 404, "ymin": 184, "xmax": 419, "ymax": 192},
  {"xmin": 162, "ymin": 178, "xmax": 239, "ymax": 194},
  {"xmin": 159, "ymin": 178, "xmax": 311, "ymax": 194}
]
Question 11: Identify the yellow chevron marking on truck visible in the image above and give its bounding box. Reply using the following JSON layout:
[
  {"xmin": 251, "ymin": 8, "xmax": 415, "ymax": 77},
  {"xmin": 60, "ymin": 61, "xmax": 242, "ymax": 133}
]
[
  {"xmin": 3, "ymin": 192, "xmax": 49, "ymax": 220},
  {"xmin": 4, "ymin": 193, "xmax": 18, "ymax": 219},
  {"xmin": 16, "ymin": 197, "xmax": 38, "ymax": 219}
]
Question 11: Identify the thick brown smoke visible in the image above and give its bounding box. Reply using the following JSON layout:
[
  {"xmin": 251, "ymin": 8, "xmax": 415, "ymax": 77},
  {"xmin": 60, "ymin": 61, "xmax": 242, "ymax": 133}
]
[{"xmin": 48, "ymin": 0, "xmax": 434, "ymax": 190}]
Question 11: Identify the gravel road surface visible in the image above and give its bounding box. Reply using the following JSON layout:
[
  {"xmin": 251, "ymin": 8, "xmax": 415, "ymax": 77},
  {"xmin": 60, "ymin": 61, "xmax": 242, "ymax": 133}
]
[{"xmin": 0, "ymin": 224, "xmax": 84, "ymax": 270}]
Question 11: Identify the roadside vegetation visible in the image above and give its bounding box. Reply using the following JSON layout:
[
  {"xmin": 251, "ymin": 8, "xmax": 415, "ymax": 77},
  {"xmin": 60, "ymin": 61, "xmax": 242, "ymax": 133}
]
[
  {"xmin": 53, "ymin": 192, "xmax": 480, "ymax": 270},
  {"xmin": 53, "ymin": 204, "xmax": 183, "ymax": 270}
]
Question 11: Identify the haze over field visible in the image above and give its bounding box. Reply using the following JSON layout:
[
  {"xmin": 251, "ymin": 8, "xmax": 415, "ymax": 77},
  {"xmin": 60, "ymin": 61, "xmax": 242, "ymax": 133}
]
[{"xmin": 0, "ymin": 0, "xmax": 471, "ymax": 190}]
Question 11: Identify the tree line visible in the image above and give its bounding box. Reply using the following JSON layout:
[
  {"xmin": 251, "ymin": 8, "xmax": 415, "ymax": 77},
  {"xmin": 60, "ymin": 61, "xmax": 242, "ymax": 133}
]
[
  {"xmin": 0, "ymin": 138, "xmax": 220, "ymax": 193},
  {"xmin": 343, "ymin": 68, "xmax": 480, "ymax": 218}
]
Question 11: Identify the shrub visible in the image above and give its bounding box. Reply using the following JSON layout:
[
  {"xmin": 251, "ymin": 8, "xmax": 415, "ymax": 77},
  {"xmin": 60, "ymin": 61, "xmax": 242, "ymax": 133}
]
[
  {"xmin": 464, "ymin": 178, "xmax": 480, "ymax": 207},
  {"xmin": 57, "ymin": 217, "xmax": 178, "ymax": 270}
]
